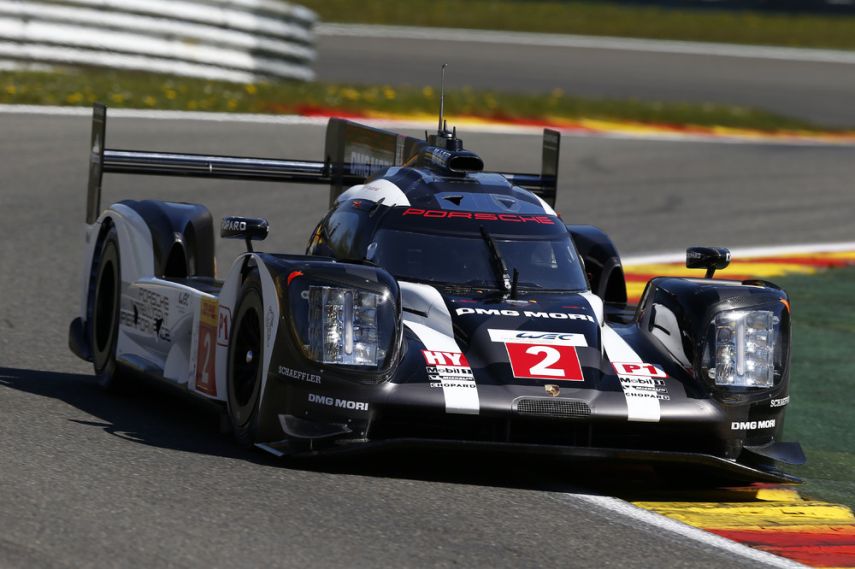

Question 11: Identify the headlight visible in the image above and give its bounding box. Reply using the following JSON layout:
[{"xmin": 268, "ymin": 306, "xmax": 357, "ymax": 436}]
[
  {"xmin": 287, "ymin": 275, "xmax": 399, "ymax": 375},
  {"xmin": 308, "ymin": 286, "xmax": 382, "ymax": 366},
  {"xmin": 702, "ymin": 307, "xmax": 786, "ymax": 388}
]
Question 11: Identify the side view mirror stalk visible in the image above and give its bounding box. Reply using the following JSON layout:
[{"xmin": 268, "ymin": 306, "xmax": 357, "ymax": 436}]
[{"xmin": 686, "ymin": 246, "xmax": 731, "ymax": 279}]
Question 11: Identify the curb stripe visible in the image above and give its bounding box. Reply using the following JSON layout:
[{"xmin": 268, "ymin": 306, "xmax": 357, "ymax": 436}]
[
  {"xmin": 567, "ymin": 493, "xmax": 810, "ymax": 569},
  {"xmin": 623, "ymin": 247, "xmax": 855, "ymax": 304},
  {"xmin": 3, "ymin": 104, "xmax": 855, "ymax": 146}
]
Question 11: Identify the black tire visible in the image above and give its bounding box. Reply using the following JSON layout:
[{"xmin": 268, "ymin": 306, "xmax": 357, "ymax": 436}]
[
  {"xmin": 227, "ymin": 270, "xmax": 265, "ymax": 446},
  {"xmin": 90, "ymin": 226, "xmax": 126, "ymax": 390}
]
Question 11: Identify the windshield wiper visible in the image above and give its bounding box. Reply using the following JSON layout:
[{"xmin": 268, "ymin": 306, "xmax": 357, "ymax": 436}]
[{"xmin": 479, "ymin": 226, "xmax": 512, "ymax": 294}]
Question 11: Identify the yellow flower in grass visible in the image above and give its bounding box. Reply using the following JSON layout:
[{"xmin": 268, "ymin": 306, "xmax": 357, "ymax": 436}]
[
  {"xmin": 164, "ymin": 89, "xmax": 177, "ymax": 100},
  {"xmin": 66, "ymin": 92, "xmax": 83, "ymax": 104},
  {"xmin": 244, "ymin": 84, "xmax": 257, "ymax": 95},
  {"xmin": 363, "ymin": 87, "xmax": 378, "ymax": 102},
  {"xmin": 143, "ymin": 95, "xmax": 157, "ymax": 107},
  {"xmin": 227, "ymin": 99, "xmax": 238, "ymax": 110},
  {"xmin": 422, "ymin": 86, "xmax": 434, "ymax": 98},
  {"xmin": 5, "ymin": 85, "xmax": 16, "ymax": 96},
  {"xmin": 110, "ymin": 93, "xmax": 125, "ymax": 105},
  {"xmin": 383, "ymin": 86, "xmax": 396, "ymax": 100},
  {"xmin": 341, "ymin": 88, "xmax": 360, "ymax": 101}
]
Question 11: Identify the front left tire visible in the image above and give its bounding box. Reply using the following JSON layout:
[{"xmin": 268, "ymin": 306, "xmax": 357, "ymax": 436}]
[{"xmin": 227, "ymin": 269, "xmax": 265, "ymax": 446}]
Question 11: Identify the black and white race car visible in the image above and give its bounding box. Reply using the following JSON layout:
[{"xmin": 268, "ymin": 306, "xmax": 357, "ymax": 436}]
[{"xmin": 69, "ymin": 104, "xmax": 803, "ymax": 482}]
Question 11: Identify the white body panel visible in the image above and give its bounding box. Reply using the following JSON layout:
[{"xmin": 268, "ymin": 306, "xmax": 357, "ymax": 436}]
[{"xmin": 337, "ymin": 178, "xmax": 409, "ymax": 207}]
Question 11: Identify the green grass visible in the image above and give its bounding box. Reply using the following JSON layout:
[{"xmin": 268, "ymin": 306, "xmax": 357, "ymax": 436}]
[
  {"xmin": 1, "ymin": 68, "xmax": 843, "ymax": 133},
  {"xmin": 779, "ymin": 266, "xmax": 855, "ymax": 509},
  {"xmin": 301, "ymin": 0, "xmax": 855, "ymax": 51}
]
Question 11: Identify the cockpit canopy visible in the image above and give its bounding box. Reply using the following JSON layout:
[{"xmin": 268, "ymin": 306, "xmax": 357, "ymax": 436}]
[{"xmin": 308, "ymin": 192, "xmax": 588, "ymax": 293}]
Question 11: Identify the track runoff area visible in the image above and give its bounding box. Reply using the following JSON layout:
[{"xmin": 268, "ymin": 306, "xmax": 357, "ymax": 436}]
[{"xmin": 5, "ymin": 105, "xmax": 853, "ymax": 568}]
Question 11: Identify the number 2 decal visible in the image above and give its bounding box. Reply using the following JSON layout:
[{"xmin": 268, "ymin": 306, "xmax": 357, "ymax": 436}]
[
  {"xmin": 505, "ymin": 343, "xmax": 584, "ymax": 381},
  {"xmin": 195, "ymin": 297, "xmax": 218, "ymax": 396}
]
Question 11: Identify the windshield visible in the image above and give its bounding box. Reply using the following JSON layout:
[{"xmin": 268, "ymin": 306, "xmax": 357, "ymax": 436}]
[{"xmin": 369, "ymin": 229, "xmax": 589, "ymax": 291}]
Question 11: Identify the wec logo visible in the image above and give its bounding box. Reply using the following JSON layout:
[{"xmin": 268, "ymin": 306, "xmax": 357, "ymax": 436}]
[{"xmin": 488, "ymin": 329, "xmax": 587, "ymax": 347}]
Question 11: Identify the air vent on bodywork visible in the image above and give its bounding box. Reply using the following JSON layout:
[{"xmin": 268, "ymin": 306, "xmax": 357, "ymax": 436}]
[{"xmin": 514, "ymin": 398, "xmax": 591, "ymax": 419}]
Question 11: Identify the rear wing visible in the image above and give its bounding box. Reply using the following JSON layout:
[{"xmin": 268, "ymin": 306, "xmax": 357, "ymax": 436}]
[{"xmin": 86, "ymin": 104, "xmax": 562, "ymax": 224}]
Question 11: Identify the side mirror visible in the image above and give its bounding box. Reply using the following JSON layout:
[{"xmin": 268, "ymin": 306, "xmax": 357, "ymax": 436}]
[
  {"xmin": 222, "ymin": 216, "xmax": 269, "ymax": 252},
  {"xmin": 686, "ymin": 246, "xmax": 731, "ymax": 279}
]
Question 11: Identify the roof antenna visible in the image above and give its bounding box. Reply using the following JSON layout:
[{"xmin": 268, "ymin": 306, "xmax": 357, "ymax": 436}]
[
  {"xmin": 438, "ymin": 63, "xmax": 447, "ymax": 135},
  {"xmin": 429, "ymin": 64, "xmax": 462, "ymax": 151}
]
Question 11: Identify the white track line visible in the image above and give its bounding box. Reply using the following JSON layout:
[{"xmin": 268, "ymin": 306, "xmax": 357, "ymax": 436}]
[
  {"xmin": 317, "ymin": 23, "xmax": 855, "ymax": 66},
  {"xmin": 623, "ymin": 241, "xmax": 855, "ymax": 266},
  {"xmin": 2, "ymin": 105, "xmax": 853, "ymax": 146},
  {"xmin": 566, "ymin": 493, "xmax": 809, "ymax": 569}
]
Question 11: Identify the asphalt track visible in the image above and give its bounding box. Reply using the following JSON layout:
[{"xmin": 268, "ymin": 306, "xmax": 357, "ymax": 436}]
[
  {"xmin": 315, "ymin": 25, "xmax": 855, "ymax": 128},
  {"xmin": 1, "ymin": 111, "xmax": 853, "ymax": 568}
]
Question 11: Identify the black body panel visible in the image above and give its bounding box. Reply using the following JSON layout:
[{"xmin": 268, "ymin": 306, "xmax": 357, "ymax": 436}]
[{"xmin": 119, "ymin": 200, "xmax": 215, "ymax": 278}]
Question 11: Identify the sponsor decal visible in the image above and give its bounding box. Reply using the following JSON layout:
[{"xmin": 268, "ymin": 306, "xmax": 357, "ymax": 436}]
[
  {"xmin": 401, "ymin": 208, "xmax": 554, "ymax": 224},
  {"xmin": 488, "ymin": 329, "xmax": 587, "ymax": 347},
  {"xmin": 308, "ymin": 393, "xmax": 368, "ymax": 412},
  {"xmin": 421, "ymin": 351, "xmax": 478, "ymax": 391},
  {"xmin": 456, "ymin": 307, "xmax": 595, "ymax": 322},
  {"xmin": 265, "ymin": 306, "xmax": 274, "ymax": 343},
  {"xmin": 176, "ymin": 291, "xmax": 190, "ymax": 314},
  {"xmin": 545, "ymin": 384, "xmax": 560, "ymax": 397},
  {"xmin": 425, "ymin": 366, "xmax": 474, "ymax": 378},
  {"xmin": 217, "ymin": 307, "xmax": 231, "ymax": 347},
  {"xmin": 119, "ymin": 289, "xmax": 170, "ymax": 338},
  {"xmin": 222, "ymin": 218, "xmax": 247, "ymax": 232},
  {"xmin": 422, "ymin": 350, "xmax": 469, "ymax": 367},
  {"xmin": 731, "ymin": 419, "xmax": 777, "ymax": 431},
  {"xmin": 505, "ymin": 343, "xmax": 584, "ymax": 381},
  {"xmin": 429, "ymin": 381, "xmax": 476, "ymax": 389},
  {"xmin": 618, "ymin": 377, "xmax": 670, "ymax": 400},
  {"xmin": 770, "ymin": 396, "xmax": 790, "ymax": 408},
  {"xmin": 195, "ymin": 297, "xmax": 218, "ymax": 396},
  {"xmin": 278, "ymin": 366, "xmax": 321, "ymax": 384},
  {"xmin": 349, "ymin": 150, "xmax": 392, "ymax": 178},
  {"xmin": 612, "ymin": 362, "xmax": 668, "ymax": 379}
]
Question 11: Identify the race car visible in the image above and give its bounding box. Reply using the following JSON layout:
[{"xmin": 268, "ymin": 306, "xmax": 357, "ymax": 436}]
[{"xmin": 69, "ymin": 103, "xmax": 804, "ymax": 482}]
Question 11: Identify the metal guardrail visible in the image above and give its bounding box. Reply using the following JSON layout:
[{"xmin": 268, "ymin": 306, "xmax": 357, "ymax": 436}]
[{"xmin": 0, "ymin": 0, "xmax": 317, "ymax": 82}]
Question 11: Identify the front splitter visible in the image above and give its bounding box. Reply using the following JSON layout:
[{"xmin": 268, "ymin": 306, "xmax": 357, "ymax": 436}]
[{"xmin": 260, "ymin": 437, "xmax": 801, "ymax": 485}]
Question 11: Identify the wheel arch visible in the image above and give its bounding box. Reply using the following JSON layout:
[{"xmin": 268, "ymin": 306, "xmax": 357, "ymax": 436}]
[
  {"xmin": 216, "ymin": 254, "xmax": 281, "ymax": 417},
  {"xmin": 567, "ymin": 224, "xmax": 627, "ymax": 305}
]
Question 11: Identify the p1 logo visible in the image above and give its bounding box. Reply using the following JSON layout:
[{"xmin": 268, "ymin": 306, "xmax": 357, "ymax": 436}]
[
  {"xmin": 612, "ymin": 362, "xmax": 667, "ymax": 378},
  {"xmin": 505, "ymin": 343, "xmax": 584, "ymax": 381}
]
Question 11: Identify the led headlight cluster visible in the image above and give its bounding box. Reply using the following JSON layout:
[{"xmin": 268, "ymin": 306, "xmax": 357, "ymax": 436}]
[
  {"xmin": 711, "ymin": 310, "xmax": 776, "ymax": 388},
  {"xmin": 307, "ymin": 286, "xmax": 384, "ymax": 366}
]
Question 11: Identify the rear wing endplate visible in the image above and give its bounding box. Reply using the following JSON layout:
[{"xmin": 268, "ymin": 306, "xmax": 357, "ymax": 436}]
[{"xmin": 85, "ymin": 104, "xmax": 562, "ymax": 224}]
